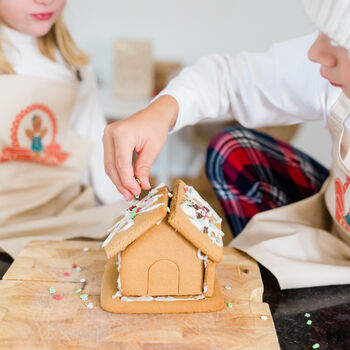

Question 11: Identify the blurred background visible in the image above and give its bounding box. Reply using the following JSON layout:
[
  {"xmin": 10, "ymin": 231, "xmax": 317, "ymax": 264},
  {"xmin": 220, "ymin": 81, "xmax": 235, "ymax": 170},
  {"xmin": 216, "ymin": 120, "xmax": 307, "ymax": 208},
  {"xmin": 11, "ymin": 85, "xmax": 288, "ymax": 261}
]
[{"xmin": 64, "ymin": 0, "xmax": 332, "ymax": 242}]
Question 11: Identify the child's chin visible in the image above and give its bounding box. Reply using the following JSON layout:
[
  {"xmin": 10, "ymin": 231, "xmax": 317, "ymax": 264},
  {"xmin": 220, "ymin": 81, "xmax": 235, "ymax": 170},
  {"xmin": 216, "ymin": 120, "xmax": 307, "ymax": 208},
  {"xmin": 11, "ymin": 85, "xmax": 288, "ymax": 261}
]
[{"xmin": 28, "ymin": 23, "xmax": 54, "ymax": 37}]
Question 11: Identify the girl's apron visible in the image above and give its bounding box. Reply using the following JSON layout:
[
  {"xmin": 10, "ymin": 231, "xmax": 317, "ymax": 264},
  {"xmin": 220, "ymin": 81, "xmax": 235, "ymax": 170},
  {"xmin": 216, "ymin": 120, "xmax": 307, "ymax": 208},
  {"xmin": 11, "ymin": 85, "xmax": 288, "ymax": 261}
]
[
  {"xmin": 0, "ymin": 75, "xmax": 126, "ymax": 258},
  {"xmin": 231, "ymin": 93, "xmax": 350, "ymax": 289}
]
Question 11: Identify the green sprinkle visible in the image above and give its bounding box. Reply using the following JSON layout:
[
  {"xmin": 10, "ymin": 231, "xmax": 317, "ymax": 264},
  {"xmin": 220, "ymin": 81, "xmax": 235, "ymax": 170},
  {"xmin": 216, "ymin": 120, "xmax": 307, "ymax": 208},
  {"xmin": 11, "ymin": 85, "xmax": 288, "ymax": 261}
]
[
  {"xmin": 80, "ymin": 293, "xmax": 88, "ymax": 301},
  {"xmin": 304, "ymin": 313, "xmax": 311, "ymax": 318},
  {"xmin": 312, "ymin": 344, "xmax": 320, "ymax": 349},
  {"xmin": 49, "ymin": 287, "xmax": 56, "ymax": 294},
  {"xmin": 224, "ymin": 285, "xmax": 231, "ymax": 290},
  {"xmin": 75, "ymin": 288, "xmax": 82, "ymax": 294},
  {"xmin": 185, "ymin": 200, "xmax": 193, "ymax": 206},
  {"xmin": 130, "ymin": 211, "xmax": 137, "ymax": 219},
  {"xmin": 227, "ymin": 302, "xmax": 233, "ymax": 308},
  {"xmin": 307, "ymin": 320, "xmax": 312, "ymax": 326},
  {"xmin": 135, "ymin": 177, "xmax": 141, "ymax": 184}
]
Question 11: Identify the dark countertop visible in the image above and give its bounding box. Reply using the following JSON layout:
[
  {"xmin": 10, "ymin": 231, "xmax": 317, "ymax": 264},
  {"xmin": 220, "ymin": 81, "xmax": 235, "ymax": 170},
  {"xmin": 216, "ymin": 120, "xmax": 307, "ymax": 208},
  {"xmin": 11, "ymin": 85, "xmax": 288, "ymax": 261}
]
[{"xmin": 260, "ymin": 264, "xmax": 350, "ymax": 350}]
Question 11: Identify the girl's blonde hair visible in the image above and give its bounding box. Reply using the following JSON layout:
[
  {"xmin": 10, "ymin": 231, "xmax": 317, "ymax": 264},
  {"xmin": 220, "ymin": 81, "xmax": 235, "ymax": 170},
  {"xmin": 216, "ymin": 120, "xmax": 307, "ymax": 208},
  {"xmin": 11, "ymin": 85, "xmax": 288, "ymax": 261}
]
[{"xmin": 0, "ymin": 16, "xmax": 90, "ymax": 74}]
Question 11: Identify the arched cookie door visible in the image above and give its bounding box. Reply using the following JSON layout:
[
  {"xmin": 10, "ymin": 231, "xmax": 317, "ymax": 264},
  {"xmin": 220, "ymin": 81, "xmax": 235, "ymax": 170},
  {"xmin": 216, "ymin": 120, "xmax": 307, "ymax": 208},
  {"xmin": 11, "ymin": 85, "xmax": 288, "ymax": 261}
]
[{"xmin": 147, "ymin": 260, "xmax": 179, "ymax": 296}]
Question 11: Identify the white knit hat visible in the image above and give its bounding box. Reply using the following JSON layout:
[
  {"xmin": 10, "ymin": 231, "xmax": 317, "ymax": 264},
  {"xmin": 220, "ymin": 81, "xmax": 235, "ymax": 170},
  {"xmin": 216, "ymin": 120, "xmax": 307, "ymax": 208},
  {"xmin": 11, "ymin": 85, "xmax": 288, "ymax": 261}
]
[{"xmin": 302, "ymin": 0, "xmax": 350, "ymax": 51}]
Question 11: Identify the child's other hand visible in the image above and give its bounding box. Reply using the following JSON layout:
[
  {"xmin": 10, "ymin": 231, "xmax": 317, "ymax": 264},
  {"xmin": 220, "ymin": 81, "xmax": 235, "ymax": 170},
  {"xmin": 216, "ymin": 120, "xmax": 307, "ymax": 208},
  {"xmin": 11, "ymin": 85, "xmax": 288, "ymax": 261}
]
[{"xmin": 103, "ymin": 95, "xmax": 178, "ymax": 201}]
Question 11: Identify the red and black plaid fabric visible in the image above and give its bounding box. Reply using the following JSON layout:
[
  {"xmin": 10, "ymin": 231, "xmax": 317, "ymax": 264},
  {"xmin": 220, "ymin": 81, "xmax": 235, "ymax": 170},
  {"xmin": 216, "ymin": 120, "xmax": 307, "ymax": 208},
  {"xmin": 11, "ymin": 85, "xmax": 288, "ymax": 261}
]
[{"xmin": 206, "ymin": 126, "xmax": 329, "ymax": 236}]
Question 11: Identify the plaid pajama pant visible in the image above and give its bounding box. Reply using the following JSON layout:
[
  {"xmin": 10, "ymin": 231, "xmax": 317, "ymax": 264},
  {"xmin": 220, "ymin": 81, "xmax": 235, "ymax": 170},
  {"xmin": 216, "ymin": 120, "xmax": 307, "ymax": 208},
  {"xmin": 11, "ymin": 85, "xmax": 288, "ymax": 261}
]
[{"xmin": 206, "ymin": 126, "xmax": 330, "ymax": 237}]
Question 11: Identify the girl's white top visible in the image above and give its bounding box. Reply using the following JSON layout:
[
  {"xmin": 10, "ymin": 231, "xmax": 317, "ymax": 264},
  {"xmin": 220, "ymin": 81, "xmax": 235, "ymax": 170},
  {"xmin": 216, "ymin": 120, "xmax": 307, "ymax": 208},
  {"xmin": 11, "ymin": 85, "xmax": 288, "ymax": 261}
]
[
  {"xmin": 158, "ymin": 32, "xmax": 346, "ymax": 139},
  {"xmin": 0, "ymin": 25, "xmax": 122, "ymax": 205}
]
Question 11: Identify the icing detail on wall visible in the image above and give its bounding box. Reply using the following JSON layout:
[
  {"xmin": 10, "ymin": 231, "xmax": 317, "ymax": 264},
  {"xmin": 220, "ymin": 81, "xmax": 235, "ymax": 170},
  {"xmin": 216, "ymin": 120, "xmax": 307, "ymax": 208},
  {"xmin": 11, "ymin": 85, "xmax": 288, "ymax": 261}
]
[
  {"xmin": 197, "ymin": 249, "xmax": 209, "ymax": 268},
  {"xmin": 112, "ymin": 252, "xmax": 123, "ymax": 298}
]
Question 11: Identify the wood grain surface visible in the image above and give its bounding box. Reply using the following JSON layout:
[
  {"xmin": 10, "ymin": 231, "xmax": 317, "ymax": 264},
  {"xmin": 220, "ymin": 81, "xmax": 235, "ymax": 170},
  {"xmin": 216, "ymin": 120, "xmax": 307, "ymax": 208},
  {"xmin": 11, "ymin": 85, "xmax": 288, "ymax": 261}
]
[{"xmin": 0, "ymin": 240, "xmax": 280, "ymax": 349}]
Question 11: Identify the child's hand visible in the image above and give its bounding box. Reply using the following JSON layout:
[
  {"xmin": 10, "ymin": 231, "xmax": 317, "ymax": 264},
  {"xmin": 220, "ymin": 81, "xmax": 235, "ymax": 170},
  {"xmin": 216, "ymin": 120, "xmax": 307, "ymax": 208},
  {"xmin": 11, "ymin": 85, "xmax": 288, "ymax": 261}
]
[{"xmin": 103, "ymin": 95, "xmax": 178, "ymax": 201}]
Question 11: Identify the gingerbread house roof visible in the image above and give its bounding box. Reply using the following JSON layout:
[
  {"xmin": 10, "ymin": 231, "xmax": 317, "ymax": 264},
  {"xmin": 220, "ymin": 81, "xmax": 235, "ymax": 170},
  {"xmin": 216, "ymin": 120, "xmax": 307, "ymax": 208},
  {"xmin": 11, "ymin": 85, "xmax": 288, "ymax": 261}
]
[{"xmin": 103, "ymin": 179, "xmax": 224, "ymax": 263}]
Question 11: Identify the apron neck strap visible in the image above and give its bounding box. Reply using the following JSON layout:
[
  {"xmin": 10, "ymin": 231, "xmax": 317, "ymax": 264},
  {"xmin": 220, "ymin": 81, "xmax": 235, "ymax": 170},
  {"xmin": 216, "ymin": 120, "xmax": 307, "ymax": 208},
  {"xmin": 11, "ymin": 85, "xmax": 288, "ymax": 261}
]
[{"xmin": 327, "ymin": 93, "xmax": 350, "ymax": 140}]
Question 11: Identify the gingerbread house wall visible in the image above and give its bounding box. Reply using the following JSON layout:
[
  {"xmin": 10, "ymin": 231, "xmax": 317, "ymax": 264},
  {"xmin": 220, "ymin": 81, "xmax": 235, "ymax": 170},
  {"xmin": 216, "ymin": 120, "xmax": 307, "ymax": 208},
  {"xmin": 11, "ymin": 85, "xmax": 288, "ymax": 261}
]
[{"xmin": 119, "ymin": 219, "xmax": 205, "ymax": 296}]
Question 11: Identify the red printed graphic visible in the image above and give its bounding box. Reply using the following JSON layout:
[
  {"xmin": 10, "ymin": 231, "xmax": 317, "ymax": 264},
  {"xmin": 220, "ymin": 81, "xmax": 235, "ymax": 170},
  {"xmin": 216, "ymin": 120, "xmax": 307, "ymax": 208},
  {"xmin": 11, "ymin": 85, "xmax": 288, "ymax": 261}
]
[
  {"xmin": 335, "ymin": 177, "xmax": 350, "ymax": 230},
  {"xmin": 0, "ymin": 104, "xmax": 69, "ymax": 165}
]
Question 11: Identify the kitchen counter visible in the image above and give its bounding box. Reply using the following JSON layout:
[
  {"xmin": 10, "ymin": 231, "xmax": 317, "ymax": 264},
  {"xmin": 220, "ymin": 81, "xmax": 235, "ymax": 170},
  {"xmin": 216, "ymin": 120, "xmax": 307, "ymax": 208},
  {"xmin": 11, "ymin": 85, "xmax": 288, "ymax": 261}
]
[{"xmin": 260, "ymin": 264, "xmax": 350, "ymax": 350}]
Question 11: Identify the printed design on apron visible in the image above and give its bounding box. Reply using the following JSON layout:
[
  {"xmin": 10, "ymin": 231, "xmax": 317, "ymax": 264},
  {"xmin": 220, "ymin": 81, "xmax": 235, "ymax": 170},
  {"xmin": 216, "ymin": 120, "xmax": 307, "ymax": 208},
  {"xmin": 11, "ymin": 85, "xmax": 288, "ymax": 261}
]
[
  {"xmin": 0, "ymin": 103, "xmax": 69, "ymax": 165},
  {"xmin": 335, "ymin": 176, "xmax": 350, "ymax": 230}
]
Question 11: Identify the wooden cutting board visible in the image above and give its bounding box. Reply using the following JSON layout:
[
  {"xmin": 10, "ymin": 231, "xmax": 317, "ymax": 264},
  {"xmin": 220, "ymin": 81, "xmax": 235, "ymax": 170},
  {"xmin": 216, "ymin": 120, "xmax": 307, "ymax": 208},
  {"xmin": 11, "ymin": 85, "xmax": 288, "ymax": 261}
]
[{"xmin": 0, "ymin": 240, "xmax": 280, "ymax": 349}]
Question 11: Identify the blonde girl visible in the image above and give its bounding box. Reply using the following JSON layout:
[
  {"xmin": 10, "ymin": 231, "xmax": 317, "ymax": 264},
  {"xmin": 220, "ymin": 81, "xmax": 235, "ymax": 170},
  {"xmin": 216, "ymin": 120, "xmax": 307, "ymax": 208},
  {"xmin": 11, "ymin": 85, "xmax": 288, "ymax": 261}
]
[{"xmin": 0, "ymin": 0, "xmax": 125, "ymax": 261}]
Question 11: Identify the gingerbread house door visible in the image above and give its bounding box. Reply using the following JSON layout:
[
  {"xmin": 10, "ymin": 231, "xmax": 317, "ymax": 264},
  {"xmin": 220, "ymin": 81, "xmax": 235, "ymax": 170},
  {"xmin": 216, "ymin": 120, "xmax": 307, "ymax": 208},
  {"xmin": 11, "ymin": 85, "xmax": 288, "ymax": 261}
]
[{"xmin": 147, "ymin": 260, "xmax": 179, "ymax": 295}]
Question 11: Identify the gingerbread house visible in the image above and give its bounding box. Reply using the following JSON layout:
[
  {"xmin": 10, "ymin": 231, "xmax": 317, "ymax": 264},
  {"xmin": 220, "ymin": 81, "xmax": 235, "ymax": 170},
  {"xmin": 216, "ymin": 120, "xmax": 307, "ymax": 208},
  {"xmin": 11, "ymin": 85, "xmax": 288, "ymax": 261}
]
[{"xmin": 100, "ymin": 179, "xmax": 225, "ymax": 313}]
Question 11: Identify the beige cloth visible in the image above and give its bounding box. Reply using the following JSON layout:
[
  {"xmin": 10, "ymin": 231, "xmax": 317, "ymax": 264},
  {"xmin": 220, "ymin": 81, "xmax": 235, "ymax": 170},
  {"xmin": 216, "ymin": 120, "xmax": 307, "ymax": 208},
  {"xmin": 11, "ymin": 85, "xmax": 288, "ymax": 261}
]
[
  {"xmin": 231, "ymin": 93, "xmax": 350, "ymax": 289},
  {"xmin": 0, "ymin": 75, "xmax": 126, "ymax": 258}
]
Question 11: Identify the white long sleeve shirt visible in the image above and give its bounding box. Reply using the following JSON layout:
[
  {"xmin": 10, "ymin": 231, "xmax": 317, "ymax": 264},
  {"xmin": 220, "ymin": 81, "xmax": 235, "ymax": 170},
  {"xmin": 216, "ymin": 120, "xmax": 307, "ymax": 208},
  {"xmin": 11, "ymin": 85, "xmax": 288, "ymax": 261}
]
[
  {"xmin": 1, "ymin": 25, "xmax": 122, "ymax": 205},
  {"xmin": 159, "ymin": 33, "xmax": 343, "ymax": 133}
]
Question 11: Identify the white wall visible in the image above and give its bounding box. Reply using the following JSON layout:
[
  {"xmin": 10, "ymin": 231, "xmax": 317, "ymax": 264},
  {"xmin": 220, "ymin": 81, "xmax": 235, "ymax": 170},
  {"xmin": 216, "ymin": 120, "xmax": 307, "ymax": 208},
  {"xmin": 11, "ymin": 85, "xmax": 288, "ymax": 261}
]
[
  {"xmin": 65, "ymin": 0, "xmax": 315, "ymax": 88},
  {"xmin": 64, "ymin": 0, "xmax": 332, "ymax": 169}
]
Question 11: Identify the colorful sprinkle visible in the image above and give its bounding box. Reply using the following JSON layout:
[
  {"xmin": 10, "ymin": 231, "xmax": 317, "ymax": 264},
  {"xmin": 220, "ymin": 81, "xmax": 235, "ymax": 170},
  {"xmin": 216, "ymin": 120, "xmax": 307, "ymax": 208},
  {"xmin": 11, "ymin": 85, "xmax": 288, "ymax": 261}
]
[
  {"xmin": 80, "ymin": 278, "xmax": 86, "ymax": 283},
  {"xmin": 86, "ymin": 302, "xmax": 93, "ymax": 309},
  {"xmin": 135, "ymin": 177, "xmax": 141, "ymax": 184},
  {"xmin": 261, "ymin": 315, "xmax": 268, "ymax": 321},
  {"xmin": 304, "ymin": 313, "xmax": 311, "ymax": 318},
  {"xmin": 224, "ymin": 285, "xmax": 231, "ymax": 290},
  {"xmin": 49, "ymin": 287, "xmax": 56, "ymax": 294},
  {"xmin": 76, "ymin": 267, "xmax": 81, "ymax": 272},
  {"xmin": 185, "ymin": 200, "xmax": 192, "ymax": 206},
  {"xmin": 72, "ymin": 264, "xmax": 77, "ymax": 268},
  {"xmin": 55, "ymin": 294, "xmax": 62, "ymax": 301},
  {"xmin": 97, "ymin": 242, "xmax": 103, "ymax": 247},
  {"xmin": 75, "ymin": 288, "xmax": 82, "ymax": 294},
  {"xmin": 312, "ymin": 344, "xmax": 320, "ymax": 349},
  {"xmin": 80, "ymin": 294, "xmax": 88, "ymax": 301},
  {"xmin": 307, "ymin": 320, "xmax": 312, "ymax": 326},
  {"xmin": 64, "ymin": 272, "xmax": 70, "ymax": 277},
  {"xmin": 83, "ymin": 247, "xmax": 89, "ymax": 252},
  {"xmin": 227, "ymin": 302, "xmax": 233, "ymax": 308},
  {"xmin": 130, "ymin": 211, "xmax": 137, "ymax": 219}
]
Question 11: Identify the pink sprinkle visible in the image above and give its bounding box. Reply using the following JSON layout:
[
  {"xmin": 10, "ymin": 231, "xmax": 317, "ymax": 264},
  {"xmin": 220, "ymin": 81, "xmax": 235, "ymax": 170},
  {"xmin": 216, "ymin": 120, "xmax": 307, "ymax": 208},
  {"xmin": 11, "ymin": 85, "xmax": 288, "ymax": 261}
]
[
  {"xmin": 136, "ymin": 208, "xmax": 141, "ymax": 213},
  {"xmin": 184, "ymin": 187, "xmax": 189, "ymax": 192},
  {"xmin": 72, "ymin": 264, "xmax": 77, "ymax": 268},
  {"xmin": 64, "ymin": 272, "xmax": 70, "ymax": 277},
  {"xmin": 55, "ymin": 294, "xmax": 62, "ymax": 300}
]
